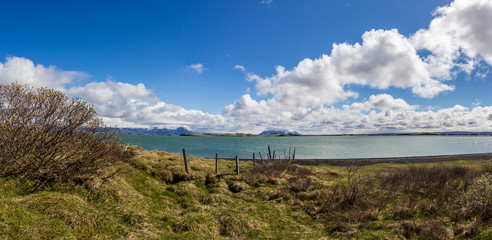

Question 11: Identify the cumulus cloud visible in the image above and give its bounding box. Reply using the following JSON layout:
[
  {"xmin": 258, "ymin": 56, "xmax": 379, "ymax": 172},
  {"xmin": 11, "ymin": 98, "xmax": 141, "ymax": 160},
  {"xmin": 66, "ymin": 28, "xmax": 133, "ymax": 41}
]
[
  {"xmin": 0, "ymin": 56, "xmax": 87, "ymax": 90},
  {"xmin": 224, "ymin": 0, "xmax": 492, "ymax": 133},
  {"xmin": 260, "ymin": 0, "xmax": 273, "ymax": 5},
  {"xmin": 0, "ymin": 57, "xmax": 225, "ymax": 129},
  {"xmin": 234, "ymin": 28, "xmax": 455, "ymax": 117},
  {"xmin": 331, "ymin": 29, "xmax": 454, "ymax": 98},
  {"xmin": 69, "ymin": 81, "xmax": 226, "ymax": 128},
  {"xmin": 2, "ymin": 0, "xmax": 492, "ymax": 134},
  {"xmin": 344, "ymin": 94, "xmax": 417, "ymax": 112},
  {"xmin": 1, "ymin": 56, "xmax": 491, "ymax": 133},
  {"xmin": 68, "ymin": 80, "xmax": 226, "ymax": 128},
  {"xmin": 224, "ymin": 94, "xmax": 492, "ymax": 134},
  {"xmin": 412, "ymin": 0, "xmax": 492, "ymax": 76},
  {"xmin": 187, "ymin": 63, "xmax": 205, "ymax": 74}
]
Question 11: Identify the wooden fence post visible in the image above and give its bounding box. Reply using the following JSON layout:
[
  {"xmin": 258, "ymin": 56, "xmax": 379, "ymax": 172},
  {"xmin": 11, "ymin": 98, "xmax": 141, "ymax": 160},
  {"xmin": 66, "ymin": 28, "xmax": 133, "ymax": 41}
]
[
  {"xmin": 259, "ymin": 152, "xmax": 264, "ymax": 164},
  {"xmin": 235, "ymin": 155, "xmax": 239, "ymax": 175},
  {"xmin": 182, "ymin": 149, "xmax": 189, "ymax": 174},
  {"xmin": 293, "ymin": 148, "xmax": 296, "ymax": 160},
  {"xmin": 253, "ymin": 153, "xmax": 256, "ymax": 168},
  {"xmin": 268, "ymin": 146, "xmax": 272, "ymax": 161},
  {"xmin": 215, "ymin": 153, "xmax": 218, "ymax": 175}
]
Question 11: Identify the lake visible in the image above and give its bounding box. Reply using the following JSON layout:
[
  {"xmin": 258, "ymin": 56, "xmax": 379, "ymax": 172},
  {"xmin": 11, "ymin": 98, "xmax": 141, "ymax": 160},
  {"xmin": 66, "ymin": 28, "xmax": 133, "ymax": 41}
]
[{"xmin": 119, "ymin": 135, "xmax": 492, "ymax": 159}]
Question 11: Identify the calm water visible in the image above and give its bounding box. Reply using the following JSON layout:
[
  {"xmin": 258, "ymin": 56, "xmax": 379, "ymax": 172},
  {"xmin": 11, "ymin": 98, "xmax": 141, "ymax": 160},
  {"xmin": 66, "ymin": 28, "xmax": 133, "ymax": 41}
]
[{"xmin": 119, "ymin": 135, "xmax": 492, "ymax": 159}]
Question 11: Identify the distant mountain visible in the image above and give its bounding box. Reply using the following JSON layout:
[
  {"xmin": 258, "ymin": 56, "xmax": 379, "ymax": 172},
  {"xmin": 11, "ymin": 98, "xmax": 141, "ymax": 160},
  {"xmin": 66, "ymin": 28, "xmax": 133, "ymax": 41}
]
[
  {"xmin": 118, "ymin": 126, "xmax": 197, "ymax": 135},
  {"xmin": 259, "ymin": 129, "xmax": 302, "ymax": 136}
]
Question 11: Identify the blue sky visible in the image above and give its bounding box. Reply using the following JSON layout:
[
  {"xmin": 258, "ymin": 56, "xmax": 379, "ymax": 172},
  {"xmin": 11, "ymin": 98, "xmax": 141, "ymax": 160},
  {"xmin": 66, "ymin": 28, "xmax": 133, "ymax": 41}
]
[{"xmin": 1, "ymin": 0, "xmax": 491, "ymax": 133}]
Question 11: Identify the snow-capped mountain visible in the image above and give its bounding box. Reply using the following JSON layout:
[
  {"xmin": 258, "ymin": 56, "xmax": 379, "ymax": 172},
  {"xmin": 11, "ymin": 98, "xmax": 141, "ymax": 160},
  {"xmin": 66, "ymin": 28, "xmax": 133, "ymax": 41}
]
[
  {"xmin": 118, "ymin": 126, "xmax": 197, "ymax": 135},
  {"xmin": 259, "ymin": 129, "xmax": 302, "ymax": 136}
]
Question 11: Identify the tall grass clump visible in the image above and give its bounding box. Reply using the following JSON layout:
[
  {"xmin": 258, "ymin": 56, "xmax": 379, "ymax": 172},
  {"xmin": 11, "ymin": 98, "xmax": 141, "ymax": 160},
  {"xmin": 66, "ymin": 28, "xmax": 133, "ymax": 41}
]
[
  {"xmin": 0, "ymin": 83, "xmax": 124, "ymax": 189},
  {"xmin": 245, "ymin": 161, "xmax": 312, "ymax": 185}
]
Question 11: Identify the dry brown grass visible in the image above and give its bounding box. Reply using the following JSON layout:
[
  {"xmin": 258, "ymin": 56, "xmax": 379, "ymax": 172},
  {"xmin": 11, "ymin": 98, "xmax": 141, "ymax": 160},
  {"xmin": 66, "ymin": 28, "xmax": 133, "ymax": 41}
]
[{"xmin": 244, "ymin": 161, "xmax": 312, "ymax": 185}]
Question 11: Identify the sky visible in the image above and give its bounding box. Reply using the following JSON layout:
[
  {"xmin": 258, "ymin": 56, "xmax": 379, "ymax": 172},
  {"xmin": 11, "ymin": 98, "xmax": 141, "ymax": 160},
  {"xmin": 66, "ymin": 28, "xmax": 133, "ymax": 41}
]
[{"xmin": 1, "ymin": 0, "xmax": 492, "ymax": 134}]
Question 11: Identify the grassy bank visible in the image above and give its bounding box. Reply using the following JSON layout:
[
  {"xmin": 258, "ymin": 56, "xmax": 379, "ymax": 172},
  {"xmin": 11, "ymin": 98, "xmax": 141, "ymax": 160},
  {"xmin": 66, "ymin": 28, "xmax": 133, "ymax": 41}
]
[{"xmin": 1, "ymin": 146, "xmax": 492, "ymax": 239}]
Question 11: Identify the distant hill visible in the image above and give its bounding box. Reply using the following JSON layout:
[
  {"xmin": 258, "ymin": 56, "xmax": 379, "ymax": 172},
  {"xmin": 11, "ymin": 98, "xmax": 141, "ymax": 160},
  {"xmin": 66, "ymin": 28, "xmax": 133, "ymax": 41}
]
[
  {"xmin": 259, "ymin": 129, "xmax": 302, "ymax": 136},
  {"xmin": 438, "ymin": 131, "xmax": 492, "ymax": 135},
  {"xmin": 117, "ymin": 126, "xmax": 197, "ymax": 135}
]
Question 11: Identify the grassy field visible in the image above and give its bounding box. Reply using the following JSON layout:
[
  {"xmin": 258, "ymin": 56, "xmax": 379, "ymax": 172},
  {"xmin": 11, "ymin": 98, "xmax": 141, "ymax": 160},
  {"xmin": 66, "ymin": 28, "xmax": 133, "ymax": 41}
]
[{"xmin": 1, "ymin": 146, "xmax": 492, "ymax": 239}]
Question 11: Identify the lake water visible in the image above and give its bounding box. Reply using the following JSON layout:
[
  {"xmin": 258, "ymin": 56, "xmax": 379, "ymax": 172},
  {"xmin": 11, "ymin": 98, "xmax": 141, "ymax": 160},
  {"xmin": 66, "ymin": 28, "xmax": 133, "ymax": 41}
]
[{"xmin": 119, "ymin": 135, "xmax": 492, "ymax": 159}]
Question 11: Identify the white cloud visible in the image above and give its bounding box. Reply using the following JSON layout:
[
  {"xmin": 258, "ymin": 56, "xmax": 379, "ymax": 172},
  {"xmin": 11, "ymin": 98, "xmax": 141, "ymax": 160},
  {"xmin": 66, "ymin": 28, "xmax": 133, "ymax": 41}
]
[
  {"xmin": 224, "ymin": 0, "xmax": 492, "ymax": 133},
  {"xmin": 239, "ymin": 28, "xmax": 454, "ymax": 114},
  {"xmin": 332, "ymin": 29, "xmax": 454, "ymax": 98},
  {"xmin": 2, "ymin": 0, "xmax": 492, "ymax": 134},
  {"xmin": 472, "ymin": 99, "xmax": 481, "ymax": 107},
  {"xmin": 234, "ymin": 65, "xmax": 246, "ymax": 71},
  {"xmin": 0, "ymin": 56, "xmax": 87, "ymax": 90},
  {"xmin": 344, "ymin": 94, "xmax": 417, "ymax": 112},
  {"xmin": 223, "ymin": 94, "xmax": 492, "ymax": 134},
  {"xmin": 411, "ymin": 0, "xmax": 492, "ymax": 76},
  {"xmin": 67, "ymin": 80, "xmax": 227, "ymax": 128},
  {"xmin": 1, "ymin": 56, "xmax": 491, "ymax": 133},
  {"xmin": 187, "ymin": 63, "xmax": 205, "ymax": 74},
  {"xmin": 260, "ymin": 0, "xmax": 273, "ymax": 5},
  {"xmin": 0, "ymin": 57, "xmax": 225, "ymax": 130}
]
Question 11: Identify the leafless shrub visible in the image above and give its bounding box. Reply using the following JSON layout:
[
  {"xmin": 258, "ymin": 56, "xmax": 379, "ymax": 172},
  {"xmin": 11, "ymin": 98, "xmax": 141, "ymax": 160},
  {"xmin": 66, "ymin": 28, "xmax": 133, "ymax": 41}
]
[
  {"xmin": 378, "ymin": 166, "xmax": 474, "ymax": 195},
  {"xmin": 456, "ymin": 173, "xmax": 492, "ymax": 222},
  {"xmin": 330, "ymin": 163, "xmax": 376, "ymax": 211},
  {"xmin": 0, "ymin": 83, "xmax": 124, "ymax": 189},
  {"xmin": 341, "ymin": 164, "xmax": 365, "ymax": 208},
  {"xmin": 378, "ymin": 165, "xmax": 478, "ymax": 216}
]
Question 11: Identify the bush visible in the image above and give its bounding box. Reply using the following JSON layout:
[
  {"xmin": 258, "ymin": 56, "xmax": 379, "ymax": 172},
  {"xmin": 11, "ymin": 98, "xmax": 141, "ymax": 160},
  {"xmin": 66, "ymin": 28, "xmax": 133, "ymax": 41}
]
[
  {"xmin": 378, "ymin": 165, "xmax": 473, "ymax": 196},
  {"xmin": 458, "ymin": 173, "xmax": 492, "ymax": 221},
  {"xmin": 0, "ymin": 83, "xmax": 124, "ymax": 189}
]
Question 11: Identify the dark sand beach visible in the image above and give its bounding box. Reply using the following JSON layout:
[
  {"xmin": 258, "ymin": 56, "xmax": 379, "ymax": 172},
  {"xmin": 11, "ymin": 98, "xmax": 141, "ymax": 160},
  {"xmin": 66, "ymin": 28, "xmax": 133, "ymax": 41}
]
[{"xmin": 291, "ymin": 152, "xmax": 492, "ymax": 166}]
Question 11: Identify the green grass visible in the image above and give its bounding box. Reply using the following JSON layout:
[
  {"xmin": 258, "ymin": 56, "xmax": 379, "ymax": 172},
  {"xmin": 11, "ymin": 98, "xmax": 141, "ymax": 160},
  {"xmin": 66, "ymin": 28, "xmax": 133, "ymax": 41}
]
[{"xmin": 1, "ymin": 146, "xmax": 492, "ymax": 239}]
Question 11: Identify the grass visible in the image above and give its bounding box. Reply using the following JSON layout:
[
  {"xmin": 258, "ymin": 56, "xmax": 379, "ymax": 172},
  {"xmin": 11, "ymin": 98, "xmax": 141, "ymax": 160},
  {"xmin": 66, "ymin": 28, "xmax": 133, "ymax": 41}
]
[{"xmin": 1, "ymin": 146, "xmax": 492, "ymax": 239}]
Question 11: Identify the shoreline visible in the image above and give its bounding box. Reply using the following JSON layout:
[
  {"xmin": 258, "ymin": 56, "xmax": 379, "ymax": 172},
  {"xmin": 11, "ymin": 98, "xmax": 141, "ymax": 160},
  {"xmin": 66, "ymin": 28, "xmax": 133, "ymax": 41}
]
[
  {"xmin": 293, "ymin": 152, "xmax": 492, "ymax": 166},
  {"xmin": 178, "ymin": 132, "xmax": 492, "ymax": 137},
  {"xmin": 214, "ymin": 152, "xmax": 492, "ymax": 166}
]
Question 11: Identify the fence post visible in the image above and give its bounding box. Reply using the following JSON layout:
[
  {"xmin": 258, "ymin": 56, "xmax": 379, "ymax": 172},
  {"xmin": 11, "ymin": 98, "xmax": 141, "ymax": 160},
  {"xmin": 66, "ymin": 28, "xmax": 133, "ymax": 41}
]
[
  {"xmin": 235, "ymin": 155, "xmax": 239, "ymax": 175},
  {"xmin": 215, "ymin": 153, "xmax": 218, "ymax": 175},
  {"xmin": 253, "ymin": 153, "xmax": 256, "ymax": 168},
  {"xmin": 268, "ymin": 146, "xmax": 272, "ymax": 161},
  {"xmin": 182, "ymin": 149, "xmax": 189, "ymax": 174},
  {"xmin": 259, "ymin": 152, "xmax": 264, "ymax": 164},
  {"xmin": 293, "ymin": 148, "xmax": 296, "ymax": 160}
]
